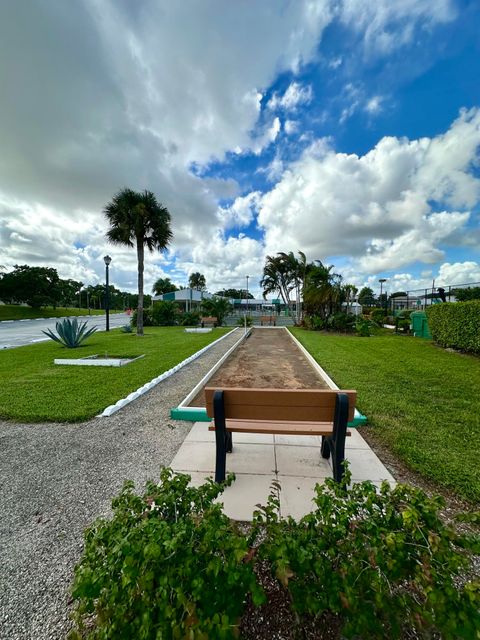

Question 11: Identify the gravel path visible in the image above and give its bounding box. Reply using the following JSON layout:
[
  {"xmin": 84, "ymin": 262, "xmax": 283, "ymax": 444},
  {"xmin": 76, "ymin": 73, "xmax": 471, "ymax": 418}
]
[{"xmin": 0, "ymin": 329, "xmax": 241, "ymax": 639}]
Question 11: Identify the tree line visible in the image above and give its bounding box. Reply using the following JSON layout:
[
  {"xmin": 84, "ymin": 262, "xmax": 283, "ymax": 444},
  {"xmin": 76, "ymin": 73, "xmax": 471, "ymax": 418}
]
[{"xmin": 0, "ymin": 264, "xmax": 151, "ymax": 310}]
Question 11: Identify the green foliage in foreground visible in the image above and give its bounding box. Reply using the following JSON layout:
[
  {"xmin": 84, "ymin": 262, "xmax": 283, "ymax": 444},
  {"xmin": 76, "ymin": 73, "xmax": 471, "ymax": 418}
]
[
  {"xmin": 426, "ymin": 300, "xmax": 480, "ymax": 354},
  {"xmin": 42, "ymin": 318, "xmax": 97, "ymax": 348},
  {"xmin": 290, "ymin": 328, "xmax": 480, "ymax": 502},
  {"xmin": 254, "ymin": 470, "xmax": 480, "ymax": 640},
  {"xmin": 0, "ymin": 305, "xmax": 106, "ymax": 321},
  {"xmin": 0, "ymin": 327, "xmax": 230, "ymax": 422},
  {"xmin": 70, "ymin": 469, "xmax": 263, "ymax": 640},
  {"xmin": 70, "ymin": 468, "xmax": 480, "ymax": 640}
]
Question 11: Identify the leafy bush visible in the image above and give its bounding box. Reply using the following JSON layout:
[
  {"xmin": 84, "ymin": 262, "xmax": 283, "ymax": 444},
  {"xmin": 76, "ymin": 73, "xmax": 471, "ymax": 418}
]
[
  {"xmin": 42, "ymin": 317, "xmax": 97, "ymax": 348},
  {"xmin": 151, "ymin": 301, "xmax": 178, "ymax": 326},
  {"xmin": 453, "ymin": 286, "xmax": 480, "ymax": 302},
  {"xmin": 355, "ymin": 316, "xmax": 375, "ymax": 337},
  {"xmin": 179, "ymin": 311, "xmax": 201, "ymax": 326},
  {"xmin": 130, "ymin": 308, "xmax": 154, "ymax": 327},
  {"xmin": 71, "ymin": 469, "xmax": 263, "ymax": 639},
  {"xmin": 130, "ymin": 302, "xmax": 178, "ymax": 327},
  {"xmin": 253, "ymin": 469, "xmax": 480, "ymax": 640},
  {"xmin": 426, "ymin": 301, "xmax": 480, "ymax": 354},
  {"xmin": 237, "ymin": 315, "xmax": 253, "ymax": 327},
  {"xmin": 370, "ymin": 307, "xmax": 387, "ymax": 324},
  {"xmin": 326, "ymin": 312, "xmax": 356, "ymax": 332},
  {"xmin": 303, "ymin": 314, "xmax": 325, "ymax": 331}
]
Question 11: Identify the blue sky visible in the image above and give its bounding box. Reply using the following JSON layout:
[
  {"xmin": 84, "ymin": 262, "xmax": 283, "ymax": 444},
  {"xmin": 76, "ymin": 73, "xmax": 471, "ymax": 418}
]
[{"xmin": 0, "ymin": 0, "xmax": 479, "ymax": 297}]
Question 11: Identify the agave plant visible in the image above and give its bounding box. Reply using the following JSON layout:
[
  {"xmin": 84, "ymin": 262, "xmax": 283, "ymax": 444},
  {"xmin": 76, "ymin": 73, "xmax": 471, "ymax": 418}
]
[{"xmin": 43, "ymin": 318, "xmax": 97, "ymax": 348}]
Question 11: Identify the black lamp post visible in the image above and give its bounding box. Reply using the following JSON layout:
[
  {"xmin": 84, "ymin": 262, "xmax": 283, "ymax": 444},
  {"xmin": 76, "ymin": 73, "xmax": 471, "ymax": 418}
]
[
  {"xmin": 104, "ymin": 255, "xmax": 112, "ymax": 331},
  {"xmin": 379, "ymin": 278, "xmax": 387, "ymax": 312},
  {"xmin": 246, "ymin": 275, "xmax": 250, "ymax": 315}
]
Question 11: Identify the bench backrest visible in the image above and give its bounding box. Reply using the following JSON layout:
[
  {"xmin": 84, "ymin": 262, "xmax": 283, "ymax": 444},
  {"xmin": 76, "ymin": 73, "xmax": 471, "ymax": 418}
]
[
  {"xmin": 201, "ymin": 316, "xmax": 217, "ymax": 322},
  {"xmin": 260, "ymin": 316, "xmax": 274, "ymax": 322},
  {"xmin": 205, "ymin": 387, "xmax": 356, "ymax": 422}
]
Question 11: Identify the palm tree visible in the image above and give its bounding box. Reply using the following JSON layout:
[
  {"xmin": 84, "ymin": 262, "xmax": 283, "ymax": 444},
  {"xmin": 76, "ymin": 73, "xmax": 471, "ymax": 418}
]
[
  {"xmin": 303, "ymin": 261, "xmax": 343, "ymax": 319},
  {"xmin": 104, "ymin": 188, "xmax": 172, "ymax": 336},
  {"xmin": 189, "ymin": 272, "xmax": 206, "ymax": 291},
  {"xmin": 152, "ymin": 277, "xmax": 178, "ymax": 296},
  {"xmin": 260, "ymin": 255, "xmax": 294, "ymax": 308},
  {"xmin": 201, "ymin": 297, "xmax": 232, "ymax": 326}
]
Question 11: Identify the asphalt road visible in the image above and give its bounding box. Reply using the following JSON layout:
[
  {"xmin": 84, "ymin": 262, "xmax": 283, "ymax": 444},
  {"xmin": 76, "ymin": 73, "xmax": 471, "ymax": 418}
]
[{"xmin": 0, "ymin": 313, "xmax": 130, "ymax": 349}]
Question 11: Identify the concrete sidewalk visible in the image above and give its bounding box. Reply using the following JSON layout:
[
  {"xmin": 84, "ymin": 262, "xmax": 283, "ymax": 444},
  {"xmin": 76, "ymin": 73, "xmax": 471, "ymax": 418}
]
[{"xmin": 171, "ymin": 423, "xmax": 396, "ymax": 521}]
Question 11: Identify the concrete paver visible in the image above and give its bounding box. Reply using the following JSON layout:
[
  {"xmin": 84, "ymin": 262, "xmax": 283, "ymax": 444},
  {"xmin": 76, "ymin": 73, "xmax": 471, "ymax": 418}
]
[{"xmin": 171, "ymin": 422, "xmax": 396, "ymax": 520}]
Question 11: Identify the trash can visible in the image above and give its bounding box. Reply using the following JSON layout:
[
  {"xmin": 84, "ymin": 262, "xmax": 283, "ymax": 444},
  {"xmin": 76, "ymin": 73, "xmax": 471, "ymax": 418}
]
[{"xmin": 410, "ymin": 311, "xmax": 432, "ymax": 338}]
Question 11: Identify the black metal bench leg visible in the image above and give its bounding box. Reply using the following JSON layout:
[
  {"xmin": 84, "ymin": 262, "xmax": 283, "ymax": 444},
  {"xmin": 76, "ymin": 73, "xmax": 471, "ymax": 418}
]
[
  {"xmin": 321, "ymin": 436, "xmax": 330, "ymax": 459},
  {"xmin": 225, "ymin": 431, "xmax": 233, "ymax": 453},
  {"xmin": 213, "ymin": 390, "xmax": 227, "ymax": 482},
  {"xmin": 331, "ymin": 393, "xmax": 349, "ymax": 484}
]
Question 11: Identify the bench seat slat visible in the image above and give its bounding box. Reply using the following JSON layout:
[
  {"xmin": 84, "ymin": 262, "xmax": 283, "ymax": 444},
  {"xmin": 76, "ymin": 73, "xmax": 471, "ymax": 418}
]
[{"xmin": 208, "ymin": 419, "xmax": 352, "ymax": 437}]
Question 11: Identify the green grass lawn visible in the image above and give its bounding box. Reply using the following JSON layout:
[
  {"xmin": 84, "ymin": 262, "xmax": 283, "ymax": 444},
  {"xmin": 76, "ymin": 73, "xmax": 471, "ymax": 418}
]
[
  {"xmin": 0, "ymin": 305, "xmax": 116, "ymax": 321},
  {"xmin": 0, "ymin": 327, "xmax": 231, "ymax": 422},
  {"xmin": 291, "ymin": 328, "xmax": 480, "ymax": 503}
]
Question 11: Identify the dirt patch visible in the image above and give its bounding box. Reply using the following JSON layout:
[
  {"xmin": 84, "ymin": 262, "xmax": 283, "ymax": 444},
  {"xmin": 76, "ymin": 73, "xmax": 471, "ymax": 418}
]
[{"xmin": 188, "ymin": 328, "xmax": 329, "ymax": 407}]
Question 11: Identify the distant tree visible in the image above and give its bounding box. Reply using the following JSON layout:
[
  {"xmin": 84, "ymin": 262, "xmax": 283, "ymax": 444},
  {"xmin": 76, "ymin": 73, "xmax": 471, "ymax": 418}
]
[
  {"xmin": 214, "ymin": 288, "xmax": 254, "ymax": 299},
  {"xmin": 152, "ymin": 277, "xmax": 178, "ymax": 296},
  {"xmin": 201, "ymin": 297, "xmax": 232, "ymax": 326},
  {"xmin": 59, "ymin": 279, "xmax": 83, "ymax": 308},
  {"xmin": 303, "ymin": 261, "xmax": 343, "ymax": 319},
  {"xmin": 104, "ymin": 188, "xmax": 172, "ymax": 336},
  {"xmin": 453, "ymin": 287, "xmax": 480, "ymax": 301},
  {"xmin": 389, "ymin": 291, "xmax": 407, "ymax": 299},
  {"xmin": 188, "ymin": 272, "xmax": 206, "ymax": 291},
  {"xmin": 343, "ymin": 284, "xmax": 358, "ymax": 314},
  {"xmin": 0, "ymin": 265, "xmax": 62, "ymax": 308},
  {"xmin": 358, "ymin": 287, "xmax": 376, "ymax": 307}
]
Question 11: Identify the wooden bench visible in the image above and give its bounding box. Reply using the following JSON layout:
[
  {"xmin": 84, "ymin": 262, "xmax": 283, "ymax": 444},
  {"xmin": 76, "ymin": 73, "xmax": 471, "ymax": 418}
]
[
  {"xmin": 201, "ymin": 316, "xmax": 217, "ymax": 328},
  {"xmin": 205, "ymin": 387, "xmax": 356, "ymax": 484},
  {"xmin": 260, "ymin": 315, "xmax": 276, "ymax": 326}
]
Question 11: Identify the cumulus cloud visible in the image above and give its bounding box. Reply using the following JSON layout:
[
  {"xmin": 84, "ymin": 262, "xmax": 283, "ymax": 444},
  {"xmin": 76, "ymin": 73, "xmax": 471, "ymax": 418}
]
[
  {"xmin": 257, "ymin": 109, "xmax": 480, "ymax": 274},
  {"xmin": 218, "ymin": 192, "xmax": 261, "ymax": 229}
]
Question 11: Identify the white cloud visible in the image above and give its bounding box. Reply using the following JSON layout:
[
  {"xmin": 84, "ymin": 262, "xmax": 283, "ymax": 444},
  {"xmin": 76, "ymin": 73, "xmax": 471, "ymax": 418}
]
[
  {"xmin": 284, "ymin": 120, "xmax": 300, "ymax": 135},
  {"xmin": 218, "ymin": 192, "xmax": 261, "ymax": 229},
  {"xmin": 437, "ymin": 261, "xmax": 480, "ymax": 285},
  {"xmin": 338, "ymin": 0, "xmax": 456, "ymax": 56},
  {"xmin": 257, "ymin": 109, "xmax": 480, "ymax": 274},
  {"xmin": 268, "ymin": 83, "xmax": 313, "ymax": 111},
  {"xmin": 365, "ymin": 95, "xmax": 384, "ymax": 114}
]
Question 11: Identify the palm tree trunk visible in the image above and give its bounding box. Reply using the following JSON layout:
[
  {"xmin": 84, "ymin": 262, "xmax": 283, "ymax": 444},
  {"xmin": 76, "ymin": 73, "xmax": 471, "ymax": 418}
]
[{"xmin": 137, "ymin": 239, "xmax": 144, "ymax": 336}]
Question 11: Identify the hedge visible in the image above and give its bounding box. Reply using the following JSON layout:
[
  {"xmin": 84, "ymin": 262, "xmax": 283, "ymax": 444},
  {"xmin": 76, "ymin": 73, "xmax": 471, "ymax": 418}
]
[{"xmin": 426, "ymin": 301, "xmax": 480, "ymax": 354}]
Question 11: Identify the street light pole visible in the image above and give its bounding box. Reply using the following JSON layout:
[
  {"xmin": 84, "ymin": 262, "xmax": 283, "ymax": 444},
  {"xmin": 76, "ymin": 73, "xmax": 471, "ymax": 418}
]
[
  {"xmin": 246, "ymin": 275, "xmax": 250, "ymax": 315},
  {"xmin": 104, "ymin": 255, "xmax": 112, "ymax": 331},
  {"xmin": 379, "ymin": 278, "xmax": 387, "ymax": 312}
]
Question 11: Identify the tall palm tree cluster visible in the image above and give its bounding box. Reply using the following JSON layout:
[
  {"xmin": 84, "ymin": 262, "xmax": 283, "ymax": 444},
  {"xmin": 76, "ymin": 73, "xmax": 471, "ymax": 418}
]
[{"xmin": 260, "ymin": 251, "xmax": 357, "ymax": 324}]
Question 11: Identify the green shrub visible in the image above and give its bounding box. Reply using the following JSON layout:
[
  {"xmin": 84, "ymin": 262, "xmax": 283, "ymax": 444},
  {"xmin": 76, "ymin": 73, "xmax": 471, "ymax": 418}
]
[
  {"xmin": 370, "ymin": 308, "xmax": 387, "ymax": 324},
  {"xmin": 326, "ymin": 312, "xmax": 356, "ymax": 332},
  {"xmin": 453, "ymin": 286, "xmax": 480, "ymax": 302},
  {"xmin": 130, "ymin": 302, "xmax": 178, "ymax": 327},
  {"xmin": 237, "ymin": 315, "xmax": 253, "ymax": 327},
  {"xmin": 355, "ymin": 316, "xmax": 375, "ymax": 337},
  {"xmin": 130, "ymin": 308, "xmax": 154, "ymax": 327},
  {"xmin": 151, "ymin": 300, "xmax": 178, "ymax": 326},
  {"xmin": 180, "ymin": 311, "xmax": 201, "ymax": 326},
  {"xmin": 42, "ymin": 317, "xmax": 97, "ymax": 348},
  {"xmin": 426, "ymin": 301, "xmax": 480, "ymax": 354},
  {"xmin": 304, "ymin": 314, "xmax": 325, "ymax": 331},
  {"xmin": 71, "ymin": 469, "xmax": 263, "ymax": 639},
  {"xmin": 253, "ymin": 469, "xmax": 480, "ymax": 640}
]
